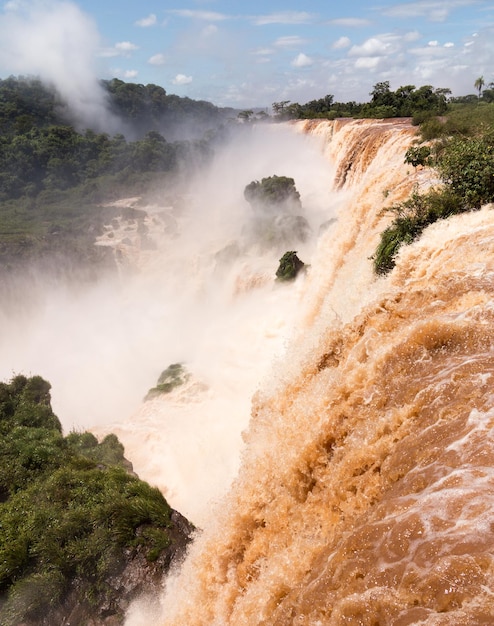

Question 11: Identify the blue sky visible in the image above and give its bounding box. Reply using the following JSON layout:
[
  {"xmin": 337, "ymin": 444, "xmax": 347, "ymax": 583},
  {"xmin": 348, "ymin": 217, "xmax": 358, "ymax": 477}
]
[{"xmin": 0, "ymin": 0, "xmax": 493, "ymax": 109}]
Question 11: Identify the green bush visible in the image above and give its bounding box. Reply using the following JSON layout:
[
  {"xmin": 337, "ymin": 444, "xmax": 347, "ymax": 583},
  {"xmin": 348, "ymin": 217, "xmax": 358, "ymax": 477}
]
[
  {"xmin": 275, "ymin": 251, "xmax": 305, "ymax": 281},
  {"xmin": 244, "ymin": 175, "xmax": 301, "ymax": 212},
  {"xmin": 374, "ymin": 102, "xmax": 494, "ymax": 275},
  {"xmin": 404, "ymin": 145, "xmax": 432, "ymax": 168},
  {"xmin": 373, "ymin": 189, "xmax": 463, "ymax": 275},
  {"xmin": 0, "ymin": 374, "xmax": 189, "ymax": 625},
  {"xmin": 145, "ymin": 363, "xmax": 190, "ymax": 399},
  {"xmin": 436, "ymin": 137, "xmax": 494, "ymax": 208}
]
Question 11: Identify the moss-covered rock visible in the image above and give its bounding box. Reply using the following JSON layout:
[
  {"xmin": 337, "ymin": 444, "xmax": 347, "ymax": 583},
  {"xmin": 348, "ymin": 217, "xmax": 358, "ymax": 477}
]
[
  {"xmin": 275, "ymin": 251, "xmax": 306, "ymax": 282},
  {"xmin": 145, "ymin": 363, "xmax": 190, "ymax": 400},
  {"xmin": 0, "ymin": 374, "xmax": 194, "ymax": 626},
  {"xmin": 244, "ymin": 175, "xmax": 301, "ymax": 213}
]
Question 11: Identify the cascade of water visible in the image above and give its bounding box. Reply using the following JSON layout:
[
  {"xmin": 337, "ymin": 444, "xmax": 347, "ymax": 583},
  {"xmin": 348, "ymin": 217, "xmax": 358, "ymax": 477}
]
[{"xmin": 122, "ymin": 119, "xmax": 494, "ymax": 626}]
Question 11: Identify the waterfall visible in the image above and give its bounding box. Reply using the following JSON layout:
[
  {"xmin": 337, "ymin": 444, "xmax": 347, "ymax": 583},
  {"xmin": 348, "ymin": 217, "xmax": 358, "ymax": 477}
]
[{"xmin": 121, "ymin": 118, "xmax": 494, "ymax": 625}]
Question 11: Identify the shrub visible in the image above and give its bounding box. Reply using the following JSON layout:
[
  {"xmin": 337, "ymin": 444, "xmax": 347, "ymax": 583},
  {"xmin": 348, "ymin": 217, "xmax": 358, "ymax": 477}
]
[
  {"xmin": 373, "ymin": 189, "xmax": 463, "ymax": 275},
  {"xmin": 404, "ymin": 145, "xmax": 432, "ymax": 168},
  {"xmin": 244, "ymin": 175, "xmax": 301, "ymax": 212},
  {"xmin": 276, "ymin": 251, "xmax": 305, "ymax": 281},
  {"xmin": 436, "ymin": 137, "xmax": 494, "ymax": 208},
  {"xmin": 145, "ymin": 363, "xmax": 190, "ymax": 399}
]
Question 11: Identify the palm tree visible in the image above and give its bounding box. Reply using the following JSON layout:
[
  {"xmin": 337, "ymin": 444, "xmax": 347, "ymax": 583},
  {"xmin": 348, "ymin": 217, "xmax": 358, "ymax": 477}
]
[{"xmin": 474, "ymin": 76, "xmax": 485, "ymax": 100}]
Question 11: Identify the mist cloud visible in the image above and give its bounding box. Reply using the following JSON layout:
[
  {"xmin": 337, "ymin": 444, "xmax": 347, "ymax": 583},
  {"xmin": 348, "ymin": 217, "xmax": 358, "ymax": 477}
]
[{"xmin": 0, "ymin": 0, "xmax": 118, "ymax": 132}]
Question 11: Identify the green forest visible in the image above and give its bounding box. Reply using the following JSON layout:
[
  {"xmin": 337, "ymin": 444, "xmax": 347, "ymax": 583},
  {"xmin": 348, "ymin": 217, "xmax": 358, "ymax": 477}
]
[
  {"xmin": 0, "ymin": 76, "xmax": 236, "ymax": 274},
  {"xmin": 270, "ymin": 78, "xmax": 494, "ymax": 121}
]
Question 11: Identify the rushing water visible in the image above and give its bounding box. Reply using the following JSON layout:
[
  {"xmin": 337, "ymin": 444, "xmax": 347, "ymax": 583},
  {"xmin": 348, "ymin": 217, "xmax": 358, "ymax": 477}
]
[
  {"xmin": 122, "ymin": 119, "xmax": 494, "ymax": 625},
  {"xmin": 3, "ymin": 117, "xmax": 493, "ymax": 624}
]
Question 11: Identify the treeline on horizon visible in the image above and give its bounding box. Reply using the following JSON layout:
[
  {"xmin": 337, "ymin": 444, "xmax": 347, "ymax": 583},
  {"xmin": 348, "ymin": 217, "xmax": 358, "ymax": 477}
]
[{"xmin": 269, "ymin": 79, "xmax": 494, "ymax": 122}]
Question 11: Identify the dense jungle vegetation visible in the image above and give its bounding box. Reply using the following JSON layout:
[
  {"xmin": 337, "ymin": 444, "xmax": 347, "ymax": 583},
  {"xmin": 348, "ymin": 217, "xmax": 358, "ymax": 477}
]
[
  {"xmin": 0, "ymin": 374, "xmax": 193, "ymax": 626},
  {"xmin": 0, "ymin": 76, "xmax": 235, "ymax": 274},
  {"xmin": 270, "ymin": 81, "xmax": 450, "ymax": 121}
]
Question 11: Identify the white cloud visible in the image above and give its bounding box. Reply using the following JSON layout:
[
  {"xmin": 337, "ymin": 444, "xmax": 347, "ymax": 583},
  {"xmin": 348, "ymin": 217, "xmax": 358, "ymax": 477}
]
[
  {"xmin": 349, "ymin": 37, "xmax": 391, "ymax": 57},
  {"xmin": 101, "ymin": 41, "xmax": 139, "ymax": 58},
  {"xmin": 381, "ymin": 0, "xmax": 479, "ymax": 23},
  {"xmin": 274, "ymin": 35, "xmax": 308, "ymax": 47},
  {"xmin": 253, "ymin": 48, "xmax": 274, "ymax": 56},
  {"xmin": 333, "ymin": 36, "xmax": 351, "ymax": 49},
  {"xmin": 135, "ymin": 13, "xmax": 157, "ymax": 27},
  {"xmin": 172, "ymin": 73, "xmax": 193, "ymax": 85},
  {"xmin": 292, "ymin": 53, "xmax": 313, "ymax": 68},
  {"xmin": 4, "ymin": 0, "xmax": 22, "ymax": 9},
  {"xmin": 124, "ymin": 69, "xmax": 138, "ymax": 78},
  {"xmin": 253, "ymin": 11, "xmax": 313, "ymax": 26},
  {"xmin": 327, "ymin": 17, "xmax": 371, "ymax": 27},
  {"xmin": 201, "ymin": 24, "xmax": 218, "ymax": 37},
  {"xmin": 354, "ymin": 57, "xmax": 380, "ymax": 69},
  {"xmin": 148, "ymin": 53, "xmax": 166, "ymax": 66},
  {"xmin": 444, "ymin": 42, "xmax": 455, "ymax": 47},
  {"xmin": 168, "ymin": 9, "xmax": 228, "ymax": 21},
  {"xmin": 429, "ymin": 40, "xmax": 439, "ymax": 46},
  {"xmin": 115, "ymin": 41, "xmax": 139, "ymax": 53}
]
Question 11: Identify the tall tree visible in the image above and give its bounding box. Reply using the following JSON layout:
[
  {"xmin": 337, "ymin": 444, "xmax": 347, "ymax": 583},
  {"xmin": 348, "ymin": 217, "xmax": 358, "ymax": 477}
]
[{"xmin": 474, "ymin": 76, "xmax": 485, "ymax": 100}]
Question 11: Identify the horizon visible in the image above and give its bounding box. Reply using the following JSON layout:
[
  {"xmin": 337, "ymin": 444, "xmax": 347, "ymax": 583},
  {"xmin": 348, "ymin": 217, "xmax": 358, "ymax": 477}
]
[{"xmin": 0, "ymin": 0, "xmax": 493, "ymax": 113}]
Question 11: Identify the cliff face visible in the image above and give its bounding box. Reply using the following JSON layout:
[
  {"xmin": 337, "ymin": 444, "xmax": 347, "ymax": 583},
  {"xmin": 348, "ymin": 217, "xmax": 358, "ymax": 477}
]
[
  {"xmin": 0, "ymin": 375, "xmax": 195, "ymax": 626},
  {"xmin": 151, "ymin": 120, "xmax": 494, "ymax": 625},
  {"xmin": 17, "ymin": 509, "xmax": 194, "ymax": 626}
]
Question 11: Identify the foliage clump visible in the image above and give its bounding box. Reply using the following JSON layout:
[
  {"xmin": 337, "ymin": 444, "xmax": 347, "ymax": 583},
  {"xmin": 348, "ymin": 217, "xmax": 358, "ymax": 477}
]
[
  {"xmin": 374, "ymin": 103, "xmax": 494, "ymax": 274},
  {"xmin": 404, "ymin": 145, "xmax": 432, "ymax": 168},
  {"xmin": 275, "ymin": 251, "xmax": 306, "ymax": 281},
  {"xmin": 145, "ymin": 363, "xmax": 190, "ymax": 400},
  {"xmin": 244, "ymin": 175, "xmax": 301, "ymax": 212},
  {"xmin": 243, "ymin": 176, "xmax": 310, "ymax": 249},
  {"xmin": 373, "ymin": 189, "xmax": 463, "ymax": 274},
  {"xmin": 0, "ymin": 374, "xmax": 193, "ymax": 625}
]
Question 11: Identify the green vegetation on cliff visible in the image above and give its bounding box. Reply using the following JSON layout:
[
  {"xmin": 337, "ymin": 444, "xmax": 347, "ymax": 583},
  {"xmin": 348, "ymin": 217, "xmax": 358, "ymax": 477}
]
[
  {"xmin": 145, "ymin": 363, "xmax": 190, "ymax": 400},
  {"xmin": 243, "ymin": 175, "xmax": 310, "ymax": 249},
  {"xmin": 0, "ymin": 374, "xmax": 193, "ymax": 626},
  {"xmin": 373, "ymin": 103, "xmax": 494, "ymax": 274}
]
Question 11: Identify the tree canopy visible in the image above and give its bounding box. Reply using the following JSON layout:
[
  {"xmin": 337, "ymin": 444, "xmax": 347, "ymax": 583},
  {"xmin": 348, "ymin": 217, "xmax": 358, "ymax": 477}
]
[
  {"xmin": 244, "ymin": 175, "xmax": 301, "ymax": 212},
  {"xmin": 272, "ymin": 82, "xmax": 451, "ymax": 121}
]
